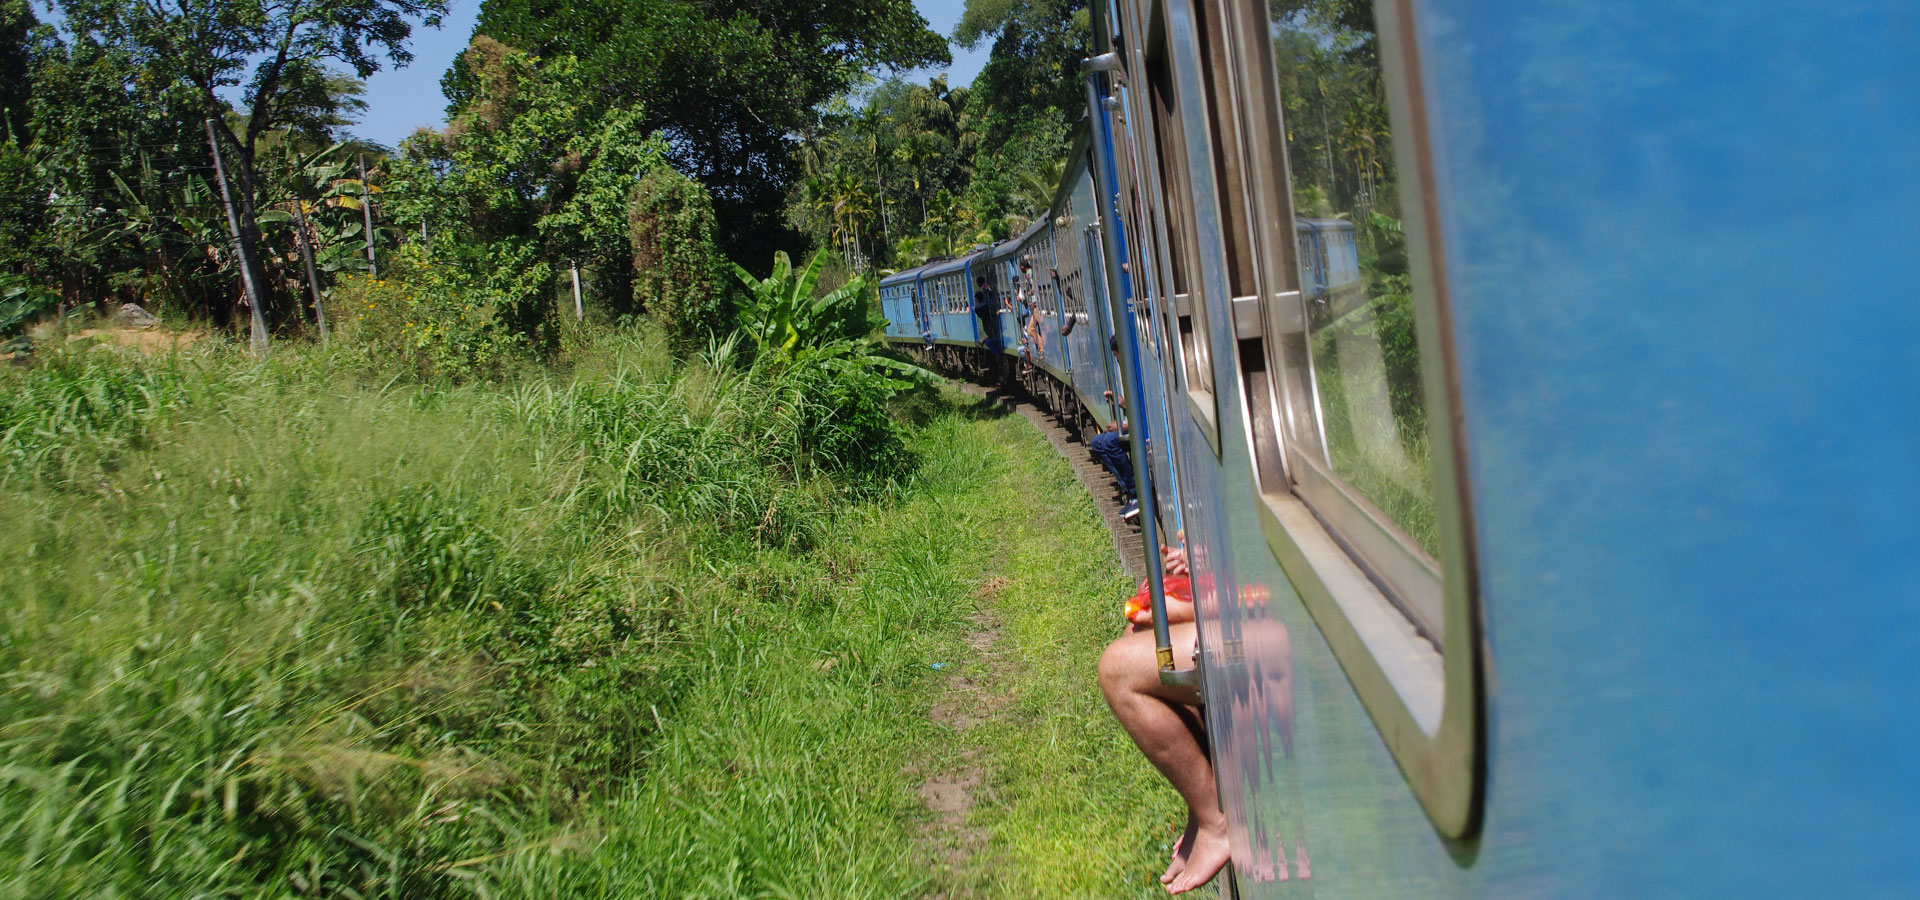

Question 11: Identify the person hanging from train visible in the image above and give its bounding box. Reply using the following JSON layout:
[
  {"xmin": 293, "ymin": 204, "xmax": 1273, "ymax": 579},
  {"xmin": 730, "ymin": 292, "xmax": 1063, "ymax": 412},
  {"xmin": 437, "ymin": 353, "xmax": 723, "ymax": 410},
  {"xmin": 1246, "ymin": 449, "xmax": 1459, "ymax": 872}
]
[
  {"xmin": 972, "ymin": 275, "xmax": 1003, "ymax": 352},
  {"xmin": 1016, "ymin": 254, "xmax": 1045, "ymax": 372},
  {"xmin": 913, "ymin": 287, "xmax": 934, "ymax": 349},
  {"xmin": 1099, "ymin": 535, "xmax": 1230, "ymax": 895}
]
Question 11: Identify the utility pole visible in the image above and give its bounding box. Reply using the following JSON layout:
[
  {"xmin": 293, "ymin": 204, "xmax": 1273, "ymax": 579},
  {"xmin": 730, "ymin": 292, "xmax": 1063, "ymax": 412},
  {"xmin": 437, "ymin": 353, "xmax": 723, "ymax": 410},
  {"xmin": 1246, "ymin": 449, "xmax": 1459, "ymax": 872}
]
[
  {"xmin": 359, "ymin": 153, "xmax": 378, "ymax": 278},
  {"xmin": 569, "ymin": 259, "xmax": 584, "ymax": 321},
  {"xmin": 292, "ymin": 203, "xmax": 328, "ymax": 341},
  {"xmin": 207, "ymin": 119, "xmax": 269, "ymax": 355}
]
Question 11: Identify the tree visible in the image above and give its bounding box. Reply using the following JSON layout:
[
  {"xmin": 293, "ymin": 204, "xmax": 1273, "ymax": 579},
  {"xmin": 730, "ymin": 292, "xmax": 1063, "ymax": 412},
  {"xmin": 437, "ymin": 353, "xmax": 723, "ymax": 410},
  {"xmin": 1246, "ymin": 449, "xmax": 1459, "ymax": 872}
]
[
  {"xmin": 387, "ymin": 41, "xmax": 679, "ymax": 345},
  {"xmin": 0, "ymin": 0, "xmax": 37, "ymax": 140},
  {"xmin": 463, "ymin": 0, "xmax": 949, "ymax": 264},
  {"xmin": 56, "ymin": 0, "xmax": 448, "ymax": 341},
  {"xmin": 629, "ymin": 166, "xmax": 723, "ymax": 348}
]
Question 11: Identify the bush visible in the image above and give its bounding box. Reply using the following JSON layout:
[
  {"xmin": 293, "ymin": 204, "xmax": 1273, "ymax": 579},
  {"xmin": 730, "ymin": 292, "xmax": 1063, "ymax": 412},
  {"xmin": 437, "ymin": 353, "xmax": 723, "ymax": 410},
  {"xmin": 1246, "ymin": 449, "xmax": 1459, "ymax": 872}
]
[
  {"xmin": 0, "ymin": 270, "xmax": 56, "ymax": 351},
  {"xmin": 629, "ymin": 169, "xmax": 727, "ymax": 350},
  {"xmin": 778, "ymin": 352, "xmax": 915, "ymax": 488},
  {"xmin": 329, "ymin": 259, "xmax": 526, "ymax": 382},
  {"xmin": 729, "ymin": 248, "xmax": 931, "ymax": 489}
]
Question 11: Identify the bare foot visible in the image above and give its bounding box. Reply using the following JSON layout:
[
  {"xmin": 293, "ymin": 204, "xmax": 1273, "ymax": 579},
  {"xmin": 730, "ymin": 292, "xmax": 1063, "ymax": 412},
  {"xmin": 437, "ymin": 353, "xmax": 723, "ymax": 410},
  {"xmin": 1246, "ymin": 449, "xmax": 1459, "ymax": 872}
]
[
  {"xmin": 1167, "ymin": 819, "xmax": 1230, "ymax": 894},
  {"xmin": 1161, "ymin": 816, "xmax": 1198, "ymax": 885}
]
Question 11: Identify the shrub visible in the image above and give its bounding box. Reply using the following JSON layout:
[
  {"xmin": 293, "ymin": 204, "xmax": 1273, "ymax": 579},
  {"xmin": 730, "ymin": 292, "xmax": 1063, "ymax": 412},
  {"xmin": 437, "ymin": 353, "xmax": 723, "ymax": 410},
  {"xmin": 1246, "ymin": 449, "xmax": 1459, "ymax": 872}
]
[
  {"xmin": 0, "ymin": 271, "xmax": 56, "ymax": 351},
  {"xmin": 629, "ymin": 168, "xmax": 726, "ymax": 350},
  {"xmin": 329, "ymin": 258, "xmax": 525, "ymax": 382},
  {"xmin": 729, "ymin": 248, "xmax": 931, "ymax": 488}
]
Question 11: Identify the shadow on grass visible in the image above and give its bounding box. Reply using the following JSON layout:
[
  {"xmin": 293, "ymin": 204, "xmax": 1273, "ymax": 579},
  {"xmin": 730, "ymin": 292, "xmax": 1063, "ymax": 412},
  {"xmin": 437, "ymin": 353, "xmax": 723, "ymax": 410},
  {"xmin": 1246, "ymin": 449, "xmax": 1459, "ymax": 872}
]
[{"xmin": 890, "ymin": 380, "xmax": 1015, "ymax": 427}]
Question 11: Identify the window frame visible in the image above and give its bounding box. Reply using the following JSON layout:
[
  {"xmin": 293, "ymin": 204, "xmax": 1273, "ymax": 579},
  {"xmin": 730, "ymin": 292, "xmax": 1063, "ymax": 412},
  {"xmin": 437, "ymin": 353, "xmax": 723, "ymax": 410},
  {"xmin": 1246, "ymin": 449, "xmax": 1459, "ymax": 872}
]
[
  {"xmin": 1142, "ymin": 6, "xmax": 1224, "ymax": 454},
  {"xmin": 1208, "ymin": 0, "xmax": 1485, "ymax": 838}
]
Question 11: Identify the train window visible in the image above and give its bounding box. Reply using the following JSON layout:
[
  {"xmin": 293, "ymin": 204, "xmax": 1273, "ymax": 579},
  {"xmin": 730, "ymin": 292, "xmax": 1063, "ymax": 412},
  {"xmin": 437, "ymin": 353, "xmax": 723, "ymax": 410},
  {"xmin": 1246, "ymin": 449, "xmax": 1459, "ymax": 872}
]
[
  {"xmin": 1223, "ymin": 0, "xmax": 1484, "ymax": 838},
  {"xmin": 1143, "ymin": 10, "xmax": 1221, "ymax": 447}
]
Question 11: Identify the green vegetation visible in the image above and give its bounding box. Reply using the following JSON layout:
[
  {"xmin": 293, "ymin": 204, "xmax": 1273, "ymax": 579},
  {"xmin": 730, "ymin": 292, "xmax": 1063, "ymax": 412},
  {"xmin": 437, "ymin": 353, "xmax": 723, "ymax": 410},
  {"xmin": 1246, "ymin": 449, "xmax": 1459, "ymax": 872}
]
[
  {"xmin": 0, "ymin": 0, "xmax": 952, "ymax": 353},
  {"xmin": 787, "ymin": 0, "xmax": 1090, "ymax": 270},
  {"xmin": 0, "ymin": 329, "xmax": 1189, "ymax": 896}
]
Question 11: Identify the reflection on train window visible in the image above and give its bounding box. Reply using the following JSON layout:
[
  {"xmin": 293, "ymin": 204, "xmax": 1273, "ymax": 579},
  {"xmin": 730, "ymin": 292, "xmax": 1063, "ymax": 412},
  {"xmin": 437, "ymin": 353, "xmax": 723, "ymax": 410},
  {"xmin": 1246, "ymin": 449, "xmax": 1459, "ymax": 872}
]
[
  {"xmin": 1145, "ymin": 33, "xmax": 1214, "ymax": 399},
  {"xmin": 1273, "ymin": 3, "xmax": 1437, "ymax": 559}
]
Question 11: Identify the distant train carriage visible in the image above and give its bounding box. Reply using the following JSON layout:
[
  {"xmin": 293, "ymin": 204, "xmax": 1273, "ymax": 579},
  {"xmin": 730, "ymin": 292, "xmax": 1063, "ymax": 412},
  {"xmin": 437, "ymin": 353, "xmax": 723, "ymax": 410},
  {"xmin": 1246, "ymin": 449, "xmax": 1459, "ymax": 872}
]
[{"xmin": 1294, "ymin": 217, "xmax": 1360, "ymax": 298}]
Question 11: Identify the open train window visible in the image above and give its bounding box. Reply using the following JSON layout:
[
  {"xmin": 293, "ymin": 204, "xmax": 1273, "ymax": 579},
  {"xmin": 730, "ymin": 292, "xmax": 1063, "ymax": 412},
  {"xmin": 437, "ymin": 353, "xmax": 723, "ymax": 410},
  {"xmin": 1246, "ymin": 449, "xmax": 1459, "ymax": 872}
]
[{"xmin": 1221, "ymin": 0, "xmax": 1484, "ymax": 838}]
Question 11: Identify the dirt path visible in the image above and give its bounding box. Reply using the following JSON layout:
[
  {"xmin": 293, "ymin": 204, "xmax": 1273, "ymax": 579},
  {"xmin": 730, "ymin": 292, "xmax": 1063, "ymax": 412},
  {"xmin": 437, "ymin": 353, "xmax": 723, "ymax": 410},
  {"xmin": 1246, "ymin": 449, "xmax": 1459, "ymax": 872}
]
[{"xmin": 917, "ymin": 595, "xmax": 1010, "ymax": 898}]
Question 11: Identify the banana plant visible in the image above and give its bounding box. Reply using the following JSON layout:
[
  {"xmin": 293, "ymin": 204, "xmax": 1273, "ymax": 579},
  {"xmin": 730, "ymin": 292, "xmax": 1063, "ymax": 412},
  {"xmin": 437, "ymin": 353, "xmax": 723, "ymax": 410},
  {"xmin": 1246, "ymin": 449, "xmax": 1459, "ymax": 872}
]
[
  {"xmin": 729, "ymin": 247, "xmax": 932, "ymax": 385},
  {"xmin": 731, "ymin": 248, "xmax": 876, "ymax": 355}
]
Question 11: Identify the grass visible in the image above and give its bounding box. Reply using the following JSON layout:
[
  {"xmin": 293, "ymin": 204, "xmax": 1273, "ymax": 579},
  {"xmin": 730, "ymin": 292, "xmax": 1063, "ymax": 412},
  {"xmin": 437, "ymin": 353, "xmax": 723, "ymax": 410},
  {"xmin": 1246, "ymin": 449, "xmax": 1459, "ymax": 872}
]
[{"xmin": 0, "ymin": 330, "xmax": 1192, "ymax": 898}]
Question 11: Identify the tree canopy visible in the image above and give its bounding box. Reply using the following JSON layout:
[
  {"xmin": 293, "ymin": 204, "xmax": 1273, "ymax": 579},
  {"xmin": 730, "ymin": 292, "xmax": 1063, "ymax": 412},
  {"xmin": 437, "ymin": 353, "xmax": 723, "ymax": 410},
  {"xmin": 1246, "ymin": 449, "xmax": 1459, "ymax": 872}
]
[{"xmin": 463, "ymin": 0, "xmax": 950, "ymax": 261}]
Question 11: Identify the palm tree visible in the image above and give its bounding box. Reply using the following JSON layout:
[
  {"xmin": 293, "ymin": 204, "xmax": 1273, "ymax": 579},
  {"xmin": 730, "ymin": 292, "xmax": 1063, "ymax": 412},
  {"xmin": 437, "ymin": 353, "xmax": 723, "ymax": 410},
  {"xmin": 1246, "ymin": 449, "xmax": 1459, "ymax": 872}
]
[{"xmin": 826, "ymin": 165, "xmax": 874, "ymax": 270}]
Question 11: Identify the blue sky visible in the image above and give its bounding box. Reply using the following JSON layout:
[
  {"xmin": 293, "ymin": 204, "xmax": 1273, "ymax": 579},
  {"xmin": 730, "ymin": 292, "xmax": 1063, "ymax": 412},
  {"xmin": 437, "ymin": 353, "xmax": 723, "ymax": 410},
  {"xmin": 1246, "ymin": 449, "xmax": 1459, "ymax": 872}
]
[{"xmin": 349, "ymin": 0, "xmax": 991, "ymax": 149}]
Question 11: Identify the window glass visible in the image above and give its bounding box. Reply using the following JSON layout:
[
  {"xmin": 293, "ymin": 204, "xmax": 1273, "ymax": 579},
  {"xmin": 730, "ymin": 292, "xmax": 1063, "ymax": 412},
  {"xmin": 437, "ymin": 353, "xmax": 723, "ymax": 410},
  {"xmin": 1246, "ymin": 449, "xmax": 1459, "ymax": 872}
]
[
  {"xmin": 1144, "ymin": 44, "xmax": 1214, "ymax": 397},
  {"xmin": 1273, "ymin": 2, "xmax": 1437, "ymax": 557}
]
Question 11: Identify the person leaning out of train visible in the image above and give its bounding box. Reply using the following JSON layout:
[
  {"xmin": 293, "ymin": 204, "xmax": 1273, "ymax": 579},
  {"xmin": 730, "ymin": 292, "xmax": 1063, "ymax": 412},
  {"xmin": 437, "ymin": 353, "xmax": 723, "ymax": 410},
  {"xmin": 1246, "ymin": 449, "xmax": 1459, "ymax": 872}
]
[
  {"xmin": 1099, "ymin": 536, "xmax": 1229, "ymax": 895},
  {"xmin": 972, "ymin": 276, "xmax": 1003, "ymax": 352},
  {"xmin": 1093, "ymin": 336, "xmax": 1140, "ymax": 520}
]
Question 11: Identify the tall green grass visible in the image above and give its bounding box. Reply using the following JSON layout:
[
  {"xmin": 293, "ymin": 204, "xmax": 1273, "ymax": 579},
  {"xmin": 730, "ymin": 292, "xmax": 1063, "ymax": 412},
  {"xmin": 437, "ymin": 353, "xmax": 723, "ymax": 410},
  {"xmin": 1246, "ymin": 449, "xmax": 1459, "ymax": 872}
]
[
  {"xmin": 0, "ymin": 332, "xmax": 1184, "ymax": 898},
  {"xmin": 0, "ymin": 330, "xmax": 870, "ymax": 897}
]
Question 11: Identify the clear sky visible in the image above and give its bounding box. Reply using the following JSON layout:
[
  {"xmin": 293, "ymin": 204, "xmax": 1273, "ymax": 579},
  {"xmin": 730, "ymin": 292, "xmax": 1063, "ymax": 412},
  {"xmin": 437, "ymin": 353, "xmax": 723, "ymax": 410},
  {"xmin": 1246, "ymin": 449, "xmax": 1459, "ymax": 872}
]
[{"xmin": 348, "ymin": 0, "xmax": 992, "ymax": 150}]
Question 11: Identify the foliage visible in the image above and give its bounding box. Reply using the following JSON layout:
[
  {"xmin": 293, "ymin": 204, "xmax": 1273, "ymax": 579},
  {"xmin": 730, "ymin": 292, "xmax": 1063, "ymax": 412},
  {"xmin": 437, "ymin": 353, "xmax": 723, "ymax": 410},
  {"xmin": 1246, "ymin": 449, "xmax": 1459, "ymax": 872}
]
[
  {"xmin": 629, "ymin": 167, "xmax": 724, "ymax": 349},
  {"xmin": 464, "ymin": 0, "xmax": 950, "ymax": 263},
  {"xmin": 730, "ymin": 247, "xmax": 931, "ymax": 484},
  {"xmin": 784, "ymin": 1, "xmax": 1087, "ymax": 266},
  {"xmin": 732, "ymin": 248, "xmax": 884, "ymax": 357},
  {"xmin": 0, "ymin": 136, "xmax": 47, "ymax": 270},
  {"xmin": 0, "ymin": 0, "xmax": 34, "ymax": 138},
  {"xmin": 56, "ymin": 0, "xmax": 445, "ymax": 155},
  {"xmin": 387, "ymin": 42, "xmax": 680, "ymax": 349},
  {"xmin": 0, "ymin": 270, "xmax": 54, "ymax": 350},
  {"xmin": 1354, "ymin": 211, "xmax": 1420, "ymax": 435},
  {"xmin": 329, "ymin": 263, "xmax": 526, "ymax": 382},
  {"xmin": 48, "ymin": 0, "xmax": 447, "ymax": 337}
]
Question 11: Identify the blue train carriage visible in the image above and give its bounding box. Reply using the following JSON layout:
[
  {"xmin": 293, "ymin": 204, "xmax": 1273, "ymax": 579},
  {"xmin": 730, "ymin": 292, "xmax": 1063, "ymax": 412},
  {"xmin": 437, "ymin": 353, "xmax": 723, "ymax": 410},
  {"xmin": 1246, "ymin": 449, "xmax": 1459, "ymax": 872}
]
[
  {"xmin": 1012, "ymin": 219, "xmax": 1076, "ymax": 386},
  {"xmin": 997, "ymin": 223, "xmax": 1032, "ymax": 356},
  {"xmin": 919, "ymin": 255, "xmax": 974, "ymax": 350},
  {"xmin": 983, "ymin": 235, "xmax": 1021, "ymax": 361},
  {"xmin": 1295, "ymin": 217, "xmax": 1364, "ymax": 319},
  {"xmin": 878, "ymin": 263, "xmax": 933, "ymax": 346},
  {"xmin": 1051, "ymin": 132, "xmax": 1129, "ymax": 433},
  {"xmin": 877, "ymin": 274, "xmax": 918, "ymax": 342},
  {"xmin": 1095, "ymin": 0, "xmax": 1920, "ymax": 897}
]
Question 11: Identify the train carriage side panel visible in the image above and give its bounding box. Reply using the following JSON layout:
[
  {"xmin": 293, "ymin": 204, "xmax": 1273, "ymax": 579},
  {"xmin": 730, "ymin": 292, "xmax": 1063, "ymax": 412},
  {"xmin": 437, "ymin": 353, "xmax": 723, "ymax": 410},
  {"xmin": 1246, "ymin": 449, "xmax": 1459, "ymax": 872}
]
[
  {"xmin": 1020, "ymin": 221, "xmax": 1074, "ymax": 383},
  {"xmin": 1101, "ymin": 0, "xmax": 1920, "ymax": 897}
]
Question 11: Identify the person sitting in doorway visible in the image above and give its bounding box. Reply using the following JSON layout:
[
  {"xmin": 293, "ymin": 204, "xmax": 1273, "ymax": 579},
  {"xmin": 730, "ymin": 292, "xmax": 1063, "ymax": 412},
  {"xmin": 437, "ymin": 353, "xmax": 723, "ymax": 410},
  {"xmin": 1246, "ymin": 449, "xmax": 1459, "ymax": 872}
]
[
  {"xmin": 1098, "ymin": 539, "xmax": 1230, "ymax": 894},
  {"xmin": 1089, "ymin": 412, "xmax": 1138, "ymax": 520}
]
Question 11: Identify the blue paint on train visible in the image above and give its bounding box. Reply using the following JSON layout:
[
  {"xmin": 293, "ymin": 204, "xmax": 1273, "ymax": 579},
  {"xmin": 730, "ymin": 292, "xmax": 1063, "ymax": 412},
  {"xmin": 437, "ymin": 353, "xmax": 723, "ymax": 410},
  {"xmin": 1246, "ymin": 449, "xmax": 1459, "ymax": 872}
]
[{"xmin": 880, "ymin": 2, "xmax": 1920, "ymax": 895}]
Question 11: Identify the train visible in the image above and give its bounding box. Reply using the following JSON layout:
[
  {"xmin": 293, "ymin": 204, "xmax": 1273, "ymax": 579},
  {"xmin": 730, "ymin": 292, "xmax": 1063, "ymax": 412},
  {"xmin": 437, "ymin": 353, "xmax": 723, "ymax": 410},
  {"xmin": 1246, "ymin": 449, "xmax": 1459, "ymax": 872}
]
[{"xmin": 880, "ymin": 0, "xmax": 1920, "ymax": 896}]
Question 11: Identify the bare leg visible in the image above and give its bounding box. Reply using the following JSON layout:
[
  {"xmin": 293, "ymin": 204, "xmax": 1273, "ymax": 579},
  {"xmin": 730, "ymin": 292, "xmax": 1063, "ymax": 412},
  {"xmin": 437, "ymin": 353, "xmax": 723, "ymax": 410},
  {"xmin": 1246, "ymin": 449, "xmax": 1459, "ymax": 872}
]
[
  {"xmin": 1099, "ymin": 623, "xmax": 1231, "ymax": 894},
  {"xmin": 1161, "ymin": 705, "xmax": 1210, "ymax": 885}
]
